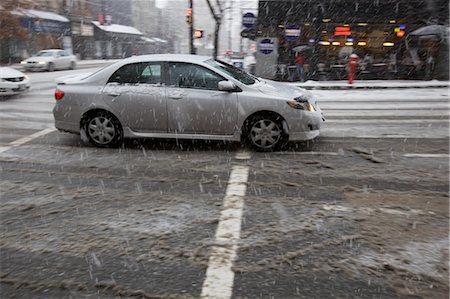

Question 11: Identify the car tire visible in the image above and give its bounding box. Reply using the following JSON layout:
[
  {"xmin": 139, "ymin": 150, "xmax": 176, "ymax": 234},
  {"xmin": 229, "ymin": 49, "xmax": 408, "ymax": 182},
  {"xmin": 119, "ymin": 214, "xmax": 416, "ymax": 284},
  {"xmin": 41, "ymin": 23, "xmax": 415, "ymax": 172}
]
[
  {"xmin": 48, "ymin": 62, "xmax": 55, "ymax": 72},
  {"xmin": 69, "ymin": 61, "xmax": 75, "ymax": 70},
  {"xmin": 84, "ymin": 111, "xmax": 123, "ymax": 147},
  {"xmin": 244, "ymin": 114, "xmax": 288, "ymax": 152}
]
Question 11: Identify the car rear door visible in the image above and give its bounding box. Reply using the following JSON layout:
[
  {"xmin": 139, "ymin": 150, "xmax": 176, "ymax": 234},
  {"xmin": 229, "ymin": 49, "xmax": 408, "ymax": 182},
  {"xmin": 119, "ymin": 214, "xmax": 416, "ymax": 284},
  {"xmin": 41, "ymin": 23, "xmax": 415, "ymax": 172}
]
[
  {"xmin": 165, "ymin": 62, "xmax": 238, "ymax": 135},
  {"xmin": 102, "ymin": 61, "xmax": 167, "ymax": 132}
]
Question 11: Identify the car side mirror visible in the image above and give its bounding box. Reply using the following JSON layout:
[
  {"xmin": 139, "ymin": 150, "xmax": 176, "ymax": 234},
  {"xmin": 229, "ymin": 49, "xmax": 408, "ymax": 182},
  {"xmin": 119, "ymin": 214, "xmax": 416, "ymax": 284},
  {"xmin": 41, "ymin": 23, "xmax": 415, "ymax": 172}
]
[{"xmin": 218, "ymin": 81, "xmax": 237, "ymax": 92}]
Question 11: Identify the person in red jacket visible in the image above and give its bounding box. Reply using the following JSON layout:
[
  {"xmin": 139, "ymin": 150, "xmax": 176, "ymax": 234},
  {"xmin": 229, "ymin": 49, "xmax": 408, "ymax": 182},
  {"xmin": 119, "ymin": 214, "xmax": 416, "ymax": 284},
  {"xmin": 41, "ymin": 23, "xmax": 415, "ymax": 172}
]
[{"xmin": 289, "ymin": 52, "xmax": 305, "ymax": 82}]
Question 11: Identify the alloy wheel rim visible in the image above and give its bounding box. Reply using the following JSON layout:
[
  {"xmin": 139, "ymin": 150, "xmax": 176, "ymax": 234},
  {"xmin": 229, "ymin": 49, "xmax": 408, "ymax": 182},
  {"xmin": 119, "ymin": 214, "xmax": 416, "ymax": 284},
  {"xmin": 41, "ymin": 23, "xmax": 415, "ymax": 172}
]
[
  {"xmin": 250, "ymin": 119, "xmax": 281, "ymax": 148},
  {"xmin": 88, "ymin": 116, "xmax": 116, "ymax": 144}
]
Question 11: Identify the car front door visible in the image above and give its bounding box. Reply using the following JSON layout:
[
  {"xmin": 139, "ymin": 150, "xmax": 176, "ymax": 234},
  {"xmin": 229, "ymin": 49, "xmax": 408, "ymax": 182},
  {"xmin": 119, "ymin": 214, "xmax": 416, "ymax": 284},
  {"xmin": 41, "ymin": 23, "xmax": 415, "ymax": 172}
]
[
  {"xmin": 165, "ymin": 62, "xmax": 238, "ymax": 135},
  {"xmin": 102, "ymin": 62, "xmax": 167, "ymax": 132}
]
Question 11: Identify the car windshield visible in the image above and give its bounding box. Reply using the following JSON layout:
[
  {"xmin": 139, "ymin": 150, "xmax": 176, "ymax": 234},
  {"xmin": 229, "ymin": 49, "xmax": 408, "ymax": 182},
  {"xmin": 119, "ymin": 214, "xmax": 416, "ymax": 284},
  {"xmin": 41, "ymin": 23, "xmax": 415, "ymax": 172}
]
[
  {"xmin": 36, "ymin": 51, "xmax": 54, "ymax": 57},
  {"xmin": 205, "ymin": 59, "xmax": 255, "ymax": 85}
]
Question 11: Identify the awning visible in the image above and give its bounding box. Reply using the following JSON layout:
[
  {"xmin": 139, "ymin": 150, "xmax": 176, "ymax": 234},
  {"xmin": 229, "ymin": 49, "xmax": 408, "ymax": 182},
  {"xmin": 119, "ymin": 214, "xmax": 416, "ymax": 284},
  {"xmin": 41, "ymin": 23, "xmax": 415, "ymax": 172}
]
[
  {"xmin": 92, "ymin": 21, "xmax": 143, "ymax": 36},
  {"xmin": 15, "ymin": 8, "xmax": 71, "ymax": 35},
  {"xmin": 13, "ymin": 8, "xmax": 69, "ymax": 22},
  {"xmin": 141, "ymin": 37, "xmax": 156, "ymax": 43}
]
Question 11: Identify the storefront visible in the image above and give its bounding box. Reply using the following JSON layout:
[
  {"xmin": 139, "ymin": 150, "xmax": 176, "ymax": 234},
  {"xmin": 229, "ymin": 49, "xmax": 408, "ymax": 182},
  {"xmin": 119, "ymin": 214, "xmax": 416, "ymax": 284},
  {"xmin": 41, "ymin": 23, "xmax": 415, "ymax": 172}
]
[
  {"xmin": 256, "ymin": 0, "xmax": 449, "ymax": 80},
  {"xmin": 92, "ymin": 21, "xmax": 143, "ymax": 59},
  {"xmin": 12, "ymin": 9, "xmax": 72, "ymax": 61},
  {"xmin": 71, "ymin": 22, "xmax": 95, "ymax": 60}
]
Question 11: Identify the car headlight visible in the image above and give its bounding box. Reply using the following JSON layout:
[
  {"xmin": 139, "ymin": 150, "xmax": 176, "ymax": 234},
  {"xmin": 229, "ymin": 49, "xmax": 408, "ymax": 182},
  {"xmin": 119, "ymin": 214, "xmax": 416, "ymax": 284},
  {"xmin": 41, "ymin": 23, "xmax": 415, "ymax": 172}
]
[
  {"xmin": 287, "ymin": 100, "xmax": 316, "ymax": 112},
  {"xmin": 38, "ymin": 61, "xmax": 46, "ymax": 65},
  {"xmin": 20, "ymin": 61, "xmax": 27, "ymax": 64}
]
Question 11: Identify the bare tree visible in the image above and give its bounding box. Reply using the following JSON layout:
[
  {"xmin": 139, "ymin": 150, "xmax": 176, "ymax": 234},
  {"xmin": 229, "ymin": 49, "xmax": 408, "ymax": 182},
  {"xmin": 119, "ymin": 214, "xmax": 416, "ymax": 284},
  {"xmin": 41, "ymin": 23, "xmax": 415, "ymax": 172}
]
[
  {"xmin": 0, "ymin": 0, "xmax": 32, "ymax": 63},
  {"xmin": 204, "ymin": 0, "xmax": 224, "ymax": 59}
]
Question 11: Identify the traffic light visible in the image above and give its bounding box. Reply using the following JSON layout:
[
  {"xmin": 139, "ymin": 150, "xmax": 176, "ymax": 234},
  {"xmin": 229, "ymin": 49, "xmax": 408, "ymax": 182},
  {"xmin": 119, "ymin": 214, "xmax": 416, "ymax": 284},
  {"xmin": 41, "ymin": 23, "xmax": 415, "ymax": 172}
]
[
  {"xmin": 186, "ymin": 9, "xmax": 192, "ymax": 24},
  {"xmin": 194, "ymin": 30, "xmax": 203, "ymax": 38}
]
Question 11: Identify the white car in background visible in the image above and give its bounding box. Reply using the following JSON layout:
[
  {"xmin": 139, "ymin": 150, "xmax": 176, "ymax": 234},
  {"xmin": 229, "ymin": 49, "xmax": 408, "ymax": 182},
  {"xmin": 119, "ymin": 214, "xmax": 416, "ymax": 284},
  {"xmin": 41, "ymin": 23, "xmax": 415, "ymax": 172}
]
[
  {"xmin": 21, "ymin": 49, "xmax": 77, "ymax": 72},
  {"xmin": 0, "ymin": 67, "xmax": 31, "ymax": 96}
]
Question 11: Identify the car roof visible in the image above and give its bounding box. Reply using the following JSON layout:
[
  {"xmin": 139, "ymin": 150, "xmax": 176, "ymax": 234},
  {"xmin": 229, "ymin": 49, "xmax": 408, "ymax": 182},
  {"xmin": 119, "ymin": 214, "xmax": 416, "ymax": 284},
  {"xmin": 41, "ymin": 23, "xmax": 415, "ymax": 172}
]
[{"xmin": 121, "ymin": 54, "xmax": 213, "ymax": 64}]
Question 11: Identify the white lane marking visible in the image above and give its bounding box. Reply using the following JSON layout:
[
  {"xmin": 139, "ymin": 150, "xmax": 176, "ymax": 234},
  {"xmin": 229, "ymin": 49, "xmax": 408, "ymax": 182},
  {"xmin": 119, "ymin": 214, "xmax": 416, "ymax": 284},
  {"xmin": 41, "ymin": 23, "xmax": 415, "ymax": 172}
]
[
  {"xmin": 273, "ymin": 151, "xmax": 449, "ymax": 159},
  {"xmin": 273, "ymin": 151, "xmax": 340, "ymax": 156},
  {"xmin": 201, "ymin": 154, "xmax": 250, "ymax": 299},
  {"xmin": 234, "ymin": 151, "xmax": 252, "ymax": 160},
  {"xmin": 403, "ymin": 153, "xmax": 450, "ymax": 158},
  {"xmin": 326, "ymin": 119, "xmax": 449, "ymax": 124},
  {"xmin": 0, "ymin": 128, "xmax": 56, "ymax": 154}
]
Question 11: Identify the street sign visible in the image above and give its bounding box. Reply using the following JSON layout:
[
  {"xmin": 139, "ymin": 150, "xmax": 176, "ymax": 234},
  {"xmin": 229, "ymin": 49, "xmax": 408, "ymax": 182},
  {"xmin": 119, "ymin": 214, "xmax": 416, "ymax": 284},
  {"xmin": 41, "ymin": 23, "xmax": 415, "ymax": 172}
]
[
  {"xmin": 242, "ymin": 12, "xmax": 257, "ymax": 29},
  {"xmin": 259, "ymin": 38, "xmax": 275, "ymax": 55},
  {"xmin": 285, "ymin": 25, "xmax": 301, "ymax": 42}
]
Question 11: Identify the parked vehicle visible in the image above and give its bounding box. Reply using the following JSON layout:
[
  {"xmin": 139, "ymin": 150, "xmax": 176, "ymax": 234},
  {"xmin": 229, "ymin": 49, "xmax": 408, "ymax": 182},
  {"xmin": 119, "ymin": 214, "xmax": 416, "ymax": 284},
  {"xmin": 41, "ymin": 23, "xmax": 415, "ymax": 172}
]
[
  {"xmin": 0, "ymin": 67, "xmax": 31, "ymax": 96},
  {"xmin": 21, "ymin": 49, "xmax": 77, "ymax": 72},
  {"xmin": 53, "ymin": 54, "xmax": 324, "ymax": 151}
]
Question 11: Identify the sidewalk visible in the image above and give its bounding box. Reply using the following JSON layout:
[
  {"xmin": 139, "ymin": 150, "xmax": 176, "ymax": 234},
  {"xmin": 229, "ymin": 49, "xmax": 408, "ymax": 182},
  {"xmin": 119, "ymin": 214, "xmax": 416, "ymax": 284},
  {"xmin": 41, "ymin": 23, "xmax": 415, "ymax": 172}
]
[
  {"xmin": 4, "ymin": 59, "xmax": 449, "ymax": 90},
  {"xmin": 289, "ymin": 80, "xmax": 450, "ymax": 90},
  {"xmin": 4, "ymin": 59, "xmax": 120, "ymax": 70}
]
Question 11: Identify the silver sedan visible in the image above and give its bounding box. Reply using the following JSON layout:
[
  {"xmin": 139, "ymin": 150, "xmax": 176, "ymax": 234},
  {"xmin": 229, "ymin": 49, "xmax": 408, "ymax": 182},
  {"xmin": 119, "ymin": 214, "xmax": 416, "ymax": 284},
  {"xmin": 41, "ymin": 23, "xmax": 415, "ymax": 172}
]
[
  {"xmin": 21, "ymin": 49, "xmax": 77, "ymax": 72},
  {"xmin": 53, "ymin": 54, "xmax": 324, "ymax": 151}
]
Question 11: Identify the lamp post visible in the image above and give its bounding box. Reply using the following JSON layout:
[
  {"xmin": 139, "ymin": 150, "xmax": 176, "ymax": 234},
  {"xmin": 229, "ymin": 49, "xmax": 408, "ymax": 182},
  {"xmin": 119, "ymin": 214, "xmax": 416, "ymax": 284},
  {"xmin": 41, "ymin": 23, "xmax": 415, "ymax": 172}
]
[{"xmin": 188, "ymin": 0, "xmax": 195, "ymax": 54}]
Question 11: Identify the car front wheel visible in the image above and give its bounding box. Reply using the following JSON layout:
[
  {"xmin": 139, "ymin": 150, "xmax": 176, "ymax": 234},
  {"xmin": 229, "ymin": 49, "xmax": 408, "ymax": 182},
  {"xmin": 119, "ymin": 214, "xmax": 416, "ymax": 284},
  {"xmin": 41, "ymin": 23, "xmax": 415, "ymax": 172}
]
[
  {"xmin": 48, "ymin": 62, "xmax": 55, "ymax": 72},
  {"xmin": 244, "ymin": 114, "xmax": 288, "ymax": 151},
  {"xmin": 84, "ymin": 112, "xmax": 123, "ymax": 147}
]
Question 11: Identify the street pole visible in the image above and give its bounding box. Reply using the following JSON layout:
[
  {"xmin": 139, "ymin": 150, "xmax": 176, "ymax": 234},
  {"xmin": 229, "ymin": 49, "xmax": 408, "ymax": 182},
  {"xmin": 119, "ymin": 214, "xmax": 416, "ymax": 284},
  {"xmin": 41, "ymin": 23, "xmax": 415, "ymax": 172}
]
[
  {"xmin": 189, "ymin": 0, "xmax": 195, "ymax": 54},
  {"xmin": 311, "ymin": 3, "xmax": 324, "ymax": 79}
]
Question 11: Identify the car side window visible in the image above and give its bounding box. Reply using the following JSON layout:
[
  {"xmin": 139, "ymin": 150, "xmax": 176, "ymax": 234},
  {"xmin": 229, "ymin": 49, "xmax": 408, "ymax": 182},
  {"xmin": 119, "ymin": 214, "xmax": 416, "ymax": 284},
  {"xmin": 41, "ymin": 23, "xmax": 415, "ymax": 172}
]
[
  {"xmin": 108, "ymin": 62, "xmax": 161, "ymax": 85},
  {"xmin": 167, "ymin": 62, "xmax": 224, "ymax": 91}
]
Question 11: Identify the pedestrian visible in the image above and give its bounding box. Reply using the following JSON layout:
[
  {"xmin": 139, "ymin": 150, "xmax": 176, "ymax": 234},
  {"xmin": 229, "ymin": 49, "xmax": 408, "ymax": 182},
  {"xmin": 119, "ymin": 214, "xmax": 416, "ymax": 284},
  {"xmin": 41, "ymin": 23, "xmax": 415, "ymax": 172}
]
[{"xmin": 289, "ymin": 51, "xmax": 305, "ymax": 82}]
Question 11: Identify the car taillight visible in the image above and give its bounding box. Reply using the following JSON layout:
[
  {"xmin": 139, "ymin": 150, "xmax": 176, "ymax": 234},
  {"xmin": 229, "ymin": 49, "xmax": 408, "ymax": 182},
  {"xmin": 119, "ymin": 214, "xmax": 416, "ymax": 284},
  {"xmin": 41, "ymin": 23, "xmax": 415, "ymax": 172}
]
[{"xmin": 55, "ymin": 89, "xmax": 64, "ymax": 101}]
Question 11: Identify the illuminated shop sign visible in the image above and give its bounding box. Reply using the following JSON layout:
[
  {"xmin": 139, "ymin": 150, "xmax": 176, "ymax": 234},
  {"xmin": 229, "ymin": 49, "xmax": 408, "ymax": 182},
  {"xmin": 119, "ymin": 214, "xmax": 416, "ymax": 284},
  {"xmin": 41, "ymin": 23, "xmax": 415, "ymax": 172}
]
[{"xmin": 335, "ymin": 26, "xmax": 351, "ymax": 36}]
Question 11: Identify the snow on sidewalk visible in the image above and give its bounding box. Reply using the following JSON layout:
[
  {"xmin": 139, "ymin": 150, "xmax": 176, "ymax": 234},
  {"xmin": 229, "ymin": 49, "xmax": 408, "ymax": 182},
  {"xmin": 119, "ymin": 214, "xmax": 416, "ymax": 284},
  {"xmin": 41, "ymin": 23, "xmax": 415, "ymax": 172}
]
[{"xmin": 289, "ymin": 79, "xmax": 450, "ymax": 90}]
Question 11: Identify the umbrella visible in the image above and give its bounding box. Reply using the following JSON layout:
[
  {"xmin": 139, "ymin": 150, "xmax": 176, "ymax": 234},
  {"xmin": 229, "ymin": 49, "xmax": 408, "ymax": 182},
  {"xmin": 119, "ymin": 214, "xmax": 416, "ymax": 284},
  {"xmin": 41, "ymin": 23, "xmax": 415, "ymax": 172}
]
[
  {"xmin": 292, "ymin": 45, "xmax": 312, "ymax": 52},
  {"xmin": 410, "ymin": 25, "xmax": 449, "ymax": 38}
]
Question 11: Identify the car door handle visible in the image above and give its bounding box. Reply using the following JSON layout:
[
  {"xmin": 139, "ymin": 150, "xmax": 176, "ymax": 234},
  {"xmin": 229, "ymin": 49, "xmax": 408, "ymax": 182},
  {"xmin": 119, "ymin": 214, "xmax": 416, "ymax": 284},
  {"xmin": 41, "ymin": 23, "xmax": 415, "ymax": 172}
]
[
  {"xmin": 107, "ymin": 92, "xmax": 121, "ymax": 97},
  {"xmin": 168, "ymin": 95, "xmax": 182, "ymax": 100}
]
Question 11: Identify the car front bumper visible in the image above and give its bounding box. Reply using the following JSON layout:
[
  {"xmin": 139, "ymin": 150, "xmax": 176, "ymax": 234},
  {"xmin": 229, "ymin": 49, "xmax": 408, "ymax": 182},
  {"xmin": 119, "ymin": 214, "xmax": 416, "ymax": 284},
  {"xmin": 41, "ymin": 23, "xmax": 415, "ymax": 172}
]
[
  {"xmin": 285, "ymin": 108, "xmax": 324, "ymax": 141},
  {"xmin": 23, "ymin": 63, "xmax": 48, "ymax": 71},
  {"xmin": 0, "ymin": 81, "xmax": 31, "ymax": 96}
]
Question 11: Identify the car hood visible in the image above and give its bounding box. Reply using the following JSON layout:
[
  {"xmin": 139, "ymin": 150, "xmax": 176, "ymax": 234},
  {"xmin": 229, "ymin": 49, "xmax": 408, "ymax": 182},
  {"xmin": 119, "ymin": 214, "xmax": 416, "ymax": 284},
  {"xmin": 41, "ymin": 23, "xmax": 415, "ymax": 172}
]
[
  {"xmin": 0, "ymin": 67, "xmax": 26, "ymax": 79},
  {"xmin": 254, "ymin": 79, "xmax": 316, "ymax": 103}
]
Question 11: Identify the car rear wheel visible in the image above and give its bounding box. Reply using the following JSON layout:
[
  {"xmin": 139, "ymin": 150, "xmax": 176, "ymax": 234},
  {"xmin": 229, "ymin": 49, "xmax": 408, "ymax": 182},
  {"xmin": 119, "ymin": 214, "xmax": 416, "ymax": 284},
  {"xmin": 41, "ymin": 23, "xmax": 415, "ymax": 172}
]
[
  {"xmin": 69, "ymin": 61, "xmax": 75, "ymax": 70},
  {"xmin": 84, "ymin": 112, "xmax": 123, "ymax": 147},
  {"xmin": 244, "ymin": 114, "xmax": 288, "ymax": 151},
  {"xmin": 48, "ymin": 62, "xmax": 55, "ymax": 72}
]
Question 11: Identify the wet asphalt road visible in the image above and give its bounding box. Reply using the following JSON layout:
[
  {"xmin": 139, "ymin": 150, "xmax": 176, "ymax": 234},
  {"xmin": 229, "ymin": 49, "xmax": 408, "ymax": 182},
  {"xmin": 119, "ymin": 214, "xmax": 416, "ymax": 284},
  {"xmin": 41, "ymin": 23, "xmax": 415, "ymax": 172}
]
[{"xmin": 0, "ymin": 68, "xmax": 448, "ymax": 299}]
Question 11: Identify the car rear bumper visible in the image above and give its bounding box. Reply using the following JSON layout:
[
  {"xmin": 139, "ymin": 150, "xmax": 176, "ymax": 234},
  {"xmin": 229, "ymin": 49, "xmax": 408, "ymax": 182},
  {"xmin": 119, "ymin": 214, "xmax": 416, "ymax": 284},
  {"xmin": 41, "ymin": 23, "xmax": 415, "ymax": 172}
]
[{"xmin": 55, "ymin": 120, "xmax": 80, "ymax": 134}]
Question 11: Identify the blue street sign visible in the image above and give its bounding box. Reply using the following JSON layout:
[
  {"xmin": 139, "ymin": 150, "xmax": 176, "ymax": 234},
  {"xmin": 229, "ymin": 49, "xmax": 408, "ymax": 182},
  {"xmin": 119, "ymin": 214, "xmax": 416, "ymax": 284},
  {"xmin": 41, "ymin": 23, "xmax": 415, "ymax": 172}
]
[
  {"xmin": 259, "ymin": 38, "xmax": 275, "ymax": 55},
  {"xmin": 285, "ymin": 25, "xmax": 301, "ymax": 42},
  {"xmin": 242, "ymin": 12, "xmax": 257, "ymax": 29}
]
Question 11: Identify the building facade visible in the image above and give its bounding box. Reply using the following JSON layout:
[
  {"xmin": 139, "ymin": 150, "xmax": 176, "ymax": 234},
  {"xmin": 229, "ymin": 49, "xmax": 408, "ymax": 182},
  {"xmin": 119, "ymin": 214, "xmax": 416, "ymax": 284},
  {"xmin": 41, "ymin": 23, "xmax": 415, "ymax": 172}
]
[{"xmin": 256, "ymin": 0, "xmax": 449, "ymax": 80}]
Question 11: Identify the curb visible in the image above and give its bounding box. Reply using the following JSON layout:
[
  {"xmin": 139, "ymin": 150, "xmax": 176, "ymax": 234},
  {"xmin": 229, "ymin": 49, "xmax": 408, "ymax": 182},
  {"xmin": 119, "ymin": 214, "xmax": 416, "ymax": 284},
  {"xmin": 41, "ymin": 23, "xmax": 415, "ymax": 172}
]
[{"xmin": 297, "ymin": 84, "xmax": 450, "ymax": 90}]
